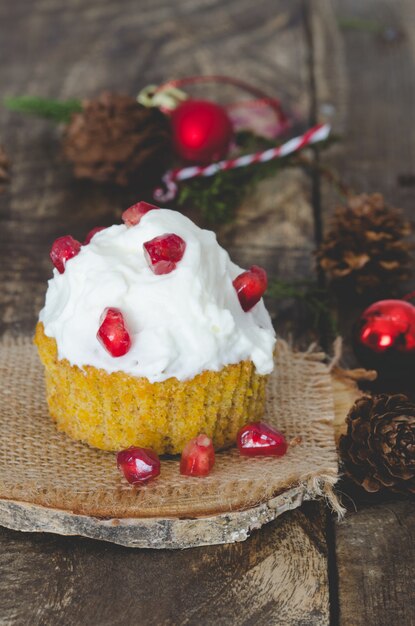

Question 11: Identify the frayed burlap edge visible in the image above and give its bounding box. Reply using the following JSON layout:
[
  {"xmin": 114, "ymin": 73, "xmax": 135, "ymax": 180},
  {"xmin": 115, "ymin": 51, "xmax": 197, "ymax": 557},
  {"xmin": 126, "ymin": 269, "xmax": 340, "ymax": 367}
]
[{"xmin": 0, "ymin": 336, "xmax": 346, "ymax": 547}]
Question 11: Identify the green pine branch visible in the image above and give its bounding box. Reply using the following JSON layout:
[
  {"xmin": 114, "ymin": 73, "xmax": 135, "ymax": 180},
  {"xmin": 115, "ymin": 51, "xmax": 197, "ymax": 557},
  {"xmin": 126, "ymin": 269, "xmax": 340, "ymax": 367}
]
[
  {"xmin": 268, "ymin": 279, "xmax": 338, "ymax": 339},
  {"xmin": 337, "ymin": 17, "xmax": 383, "ymax": 33},
  {"xmin": 176, "ymin": 132, "xmax": 339, "ymax": 224},
  {"xmin": 4, "ymin": 96, "xmax": 82, "ymax": 123}
]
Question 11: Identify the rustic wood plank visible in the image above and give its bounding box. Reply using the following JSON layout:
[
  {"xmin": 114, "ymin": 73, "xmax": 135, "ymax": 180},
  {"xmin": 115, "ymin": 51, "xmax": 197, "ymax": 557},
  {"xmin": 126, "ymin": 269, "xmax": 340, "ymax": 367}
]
[
  {"xmin": 0, "ymin": 0, "xmax": 315, "ymax": 339},
  {"xmin": 336, "ymin": 500, "xmax": 415, "ymax": 626},
  {"xmin": 0, "ymin": 502, "xmax": 330, "ymax": 626},
  {"xmin": 313, "ymin": 0, "xmax": 415, "ymax": 216},
  {"xmin": 311, "ymin": 2, "xmax": 415, "ymax": 625},
  {"xmin": 0, "ymin": 1, "xmax": 332, "ymax": 625}
]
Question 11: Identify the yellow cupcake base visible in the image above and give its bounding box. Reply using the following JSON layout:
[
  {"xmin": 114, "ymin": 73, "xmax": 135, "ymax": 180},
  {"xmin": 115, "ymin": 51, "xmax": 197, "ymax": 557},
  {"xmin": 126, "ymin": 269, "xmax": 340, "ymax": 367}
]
[{"xmin": 34, "ymin": 323, "xmax": 268, "ymax": 454}]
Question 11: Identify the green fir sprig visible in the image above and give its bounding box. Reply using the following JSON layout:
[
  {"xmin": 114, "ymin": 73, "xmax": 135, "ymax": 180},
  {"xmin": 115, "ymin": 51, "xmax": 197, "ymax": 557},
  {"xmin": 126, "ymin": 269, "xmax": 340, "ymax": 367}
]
[
  {"xmin": 4, "ymin": 96, "xmax": 82, "ymax": 123},
  {"xmin": 3, "ymin": 97, "xmax": 342, "ymax": 225},
  {"xmin": 176, "ymin": 132, "xmax": 338, "ymax": 224},
  {"xmin": 268, "ymin": 279, "xmax": 338, "ymax": 340},
  {"xmin": 337, "ymin": 17, "xmax": 383, "ymax": 33}
]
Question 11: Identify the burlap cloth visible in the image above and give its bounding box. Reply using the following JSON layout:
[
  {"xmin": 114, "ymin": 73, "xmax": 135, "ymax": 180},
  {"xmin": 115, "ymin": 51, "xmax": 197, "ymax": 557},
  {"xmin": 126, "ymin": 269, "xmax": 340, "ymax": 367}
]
[{"xmin": 0, "ymin": 336, "xmax": 342, "ymax": 519}]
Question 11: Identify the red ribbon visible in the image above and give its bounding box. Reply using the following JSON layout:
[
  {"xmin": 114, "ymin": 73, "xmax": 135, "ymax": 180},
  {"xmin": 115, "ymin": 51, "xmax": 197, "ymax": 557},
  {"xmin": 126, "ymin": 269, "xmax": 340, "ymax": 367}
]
[{"xmin": 154, "ymin": 75, "xmax": 290, "ymax": 132}]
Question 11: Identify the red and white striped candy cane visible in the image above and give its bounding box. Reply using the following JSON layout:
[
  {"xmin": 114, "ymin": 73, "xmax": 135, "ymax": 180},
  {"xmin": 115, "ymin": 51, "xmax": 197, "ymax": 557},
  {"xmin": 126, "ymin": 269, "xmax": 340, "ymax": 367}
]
[{"xmin": 154, "ymin": 123, "xmax": 330, "ymax": 202}]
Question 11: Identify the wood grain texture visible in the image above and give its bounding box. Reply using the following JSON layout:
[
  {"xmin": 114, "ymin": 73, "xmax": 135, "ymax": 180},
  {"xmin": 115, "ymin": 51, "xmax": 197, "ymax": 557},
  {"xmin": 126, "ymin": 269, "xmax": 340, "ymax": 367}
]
[
  {"xmin": 336, "ymin": 500, "xmax": 415, "ymax": 626},
  {"xmin": 311, "ymin": 2, "xmax": 415, "ymax": 625},
  {"xmin": 318, "ymin": 0, "xmax": 415, "ymax": 211},
  {"xmin": 0, "ymin": 0, "xmax": 314, "ymax": 338},
  {"xmin": 0, "ymin": 1, "xmax": 332, "ymax": 625},
  {"xmin": 312, "ymin": 0, "xmax": 415, "ymax": 248},
  {"xmin": 0, "ymin": 486, "xmax": 309, "ymax": 550},
  {"xmin": 0, "ymin": 502, "xmax": 330, "ymax": 626}
]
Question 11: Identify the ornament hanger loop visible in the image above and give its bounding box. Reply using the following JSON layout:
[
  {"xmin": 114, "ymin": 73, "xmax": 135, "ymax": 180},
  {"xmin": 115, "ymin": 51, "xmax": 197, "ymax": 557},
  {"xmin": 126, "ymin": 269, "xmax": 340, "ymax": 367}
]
[
  {"xmin": 152, "ymin": 74, "xmax": 289, "ymax": 128},
  {"xmin": 137, "ymin": 84, "xmax": 188, "ymax": 111}
]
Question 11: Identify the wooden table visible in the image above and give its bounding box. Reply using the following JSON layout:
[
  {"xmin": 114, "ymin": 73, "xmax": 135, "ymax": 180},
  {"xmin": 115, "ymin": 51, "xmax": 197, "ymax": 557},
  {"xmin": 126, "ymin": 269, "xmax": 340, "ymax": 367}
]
[{"xmin": 0, "ymin": 1, "xmax": 414, "ymax": 624}]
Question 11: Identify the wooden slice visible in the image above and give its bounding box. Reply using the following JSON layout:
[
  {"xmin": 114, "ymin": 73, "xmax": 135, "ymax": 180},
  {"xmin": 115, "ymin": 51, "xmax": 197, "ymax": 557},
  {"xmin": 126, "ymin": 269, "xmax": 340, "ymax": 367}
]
[
  {"xmin": 0, "ymin": 485, "xmax": 307, "ymax": 550},
  {"xmin": 0, "ymin": 340, "xmax": 356, "ymax": 549}
]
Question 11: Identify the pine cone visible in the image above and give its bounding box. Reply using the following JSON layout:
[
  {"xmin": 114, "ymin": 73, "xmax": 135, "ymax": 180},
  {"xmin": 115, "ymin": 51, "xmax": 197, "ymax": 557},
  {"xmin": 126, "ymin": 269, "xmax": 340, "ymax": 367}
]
[
  {"xmin": 339, "ymin": 394, "xmax": 415, "ymax": 494},
  {"xmin": 316, "ymin": 193, "xmax": 412, "ymax": 296},
  {"xmin": 62, "ymin": 92, "xmax": 172, "ymax": 186},
  {"xmin": 0, "ymin": 144, "xmax": 10, "ymax": 192}
]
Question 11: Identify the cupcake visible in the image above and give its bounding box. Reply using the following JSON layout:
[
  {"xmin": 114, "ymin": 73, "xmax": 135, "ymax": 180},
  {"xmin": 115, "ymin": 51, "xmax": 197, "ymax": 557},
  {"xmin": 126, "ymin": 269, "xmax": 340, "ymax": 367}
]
[{"xmin": 35, "ymin": 202, "xmax": 276, "ymax": 454}]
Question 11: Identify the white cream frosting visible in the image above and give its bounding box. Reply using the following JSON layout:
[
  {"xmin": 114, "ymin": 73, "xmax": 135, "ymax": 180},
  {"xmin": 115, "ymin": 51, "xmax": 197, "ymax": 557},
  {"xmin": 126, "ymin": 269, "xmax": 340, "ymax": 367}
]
[{"xmin": 40, "ymin": 209, "xmax": 276, "ymax": 382}]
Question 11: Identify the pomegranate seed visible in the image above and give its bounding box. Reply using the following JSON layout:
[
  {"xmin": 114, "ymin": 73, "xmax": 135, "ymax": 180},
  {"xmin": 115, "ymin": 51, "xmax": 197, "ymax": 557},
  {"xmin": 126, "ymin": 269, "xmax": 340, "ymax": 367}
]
[
  {"xmin": 50, "ymin": 235, "xmax": 81, "ymax": 274},
  {"xmin": 97, "ymin": 307, "xmax": 132, "ymax": 357},
  {"xmin": 233, "ymin": 265, "xmax": 268, "ymax": 312},
  {"xmin": 180, "ymin": 434, "xmax": 215, "ymax": 477},
  {"xmin": 84, "ymin": 226, "xmax": 106, "ymax": 244},
  {"xmin": 143, "ymin": 233, "xmax": 186, "ymax": 275},
  {"xmin": 237, "ymin": 421, "xmax": 288, "ymax": 457},
  {"xmin": 117, "ymin": 447, "xmax": 160, "ymax": 485},
  {"xmin": 122, "ymin": 201, "xmax": 159, "ymax": 227}
]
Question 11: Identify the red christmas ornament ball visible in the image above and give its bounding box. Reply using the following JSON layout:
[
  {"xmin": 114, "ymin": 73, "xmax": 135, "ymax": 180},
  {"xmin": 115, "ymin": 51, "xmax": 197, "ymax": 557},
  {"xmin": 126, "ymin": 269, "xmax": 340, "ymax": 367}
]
[
  {"xmin": 170, "ymin": 99, "xmax": 233, "ymax": 164},
  {"xmin": 354, "ymin": 299, "xmax": 415, "ymax": 376}
]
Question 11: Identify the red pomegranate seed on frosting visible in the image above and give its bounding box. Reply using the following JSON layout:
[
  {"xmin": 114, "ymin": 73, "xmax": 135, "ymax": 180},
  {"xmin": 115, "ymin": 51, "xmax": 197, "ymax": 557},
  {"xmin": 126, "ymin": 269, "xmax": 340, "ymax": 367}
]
[
  {"xmin": 237, "ymin": 421, "xmax": 287, "ymax": 457},
  {"xmin": 143, "ymin": 233, "xmax": 186, "ymax": 275},
  {"xmin": 117, "ymin": 446, "xmax": 160, "ymax": 485},
  {"xmin": 97, "ymin": 307, "xmax": 132, "ymax": 357},
  {"xmin": 84, "ymin": 226, "xmax": 106, "ymax": 244},
  {"xmin": 233, "ymin": 265, "xmax": 268, "ymax": 312},
  {"xmin": 50, "ymin": 235, "xmax": 81, "ymax": 274},
  {"xmin": 180, "ymin": 434, "xmax": 215, "ymax": 477},
  {"xmin": 122, "ymin": 201, "xmax": 159, "ymax": 227}
]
